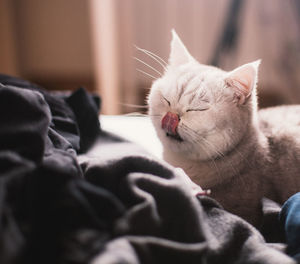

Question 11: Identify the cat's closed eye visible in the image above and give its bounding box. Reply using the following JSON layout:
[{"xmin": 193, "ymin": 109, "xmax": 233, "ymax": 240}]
[
  {"xmin": 162, "ymin": 96, "xmax": 171, "ymax": 106},
  {"xmin": 186, "ymin": 108, "xmax": 209, "ymax": 112}
]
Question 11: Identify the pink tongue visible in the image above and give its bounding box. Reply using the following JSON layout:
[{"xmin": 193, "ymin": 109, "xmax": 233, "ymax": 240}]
[{"xmin": 161, "ymin": 112, "xmax": 179, "ymax": 135}]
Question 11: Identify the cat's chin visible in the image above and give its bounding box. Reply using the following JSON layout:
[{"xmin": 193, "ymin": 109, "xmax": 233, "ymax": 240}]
[
  {"xmin": 165, "ymin": 132, "xmax": 183, "ymax": 142},
  {"xmin": 163, "ymin": 137, "xmax": 219, "ymax": 161}
]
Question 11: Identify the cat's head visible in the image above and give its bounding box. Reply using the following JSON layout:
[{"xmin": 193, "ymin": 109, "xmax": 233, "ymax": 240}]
[{"xmin": 148, "ymin": 30, "xmax": 260, "ymax": 161}]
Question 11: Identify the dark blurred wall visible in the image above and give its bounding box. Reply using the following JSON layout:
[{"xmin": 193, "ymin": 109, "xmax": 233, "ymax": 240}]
[
  {"xmin": 0, "ymin": 0, "xmax": 19, "ymax": 76},
  {"xmin": 1, "ymin": 0, "xmax": 300, "ymax": 113},
  {"xmin": 1, "ymin": 0, "xmax": 94, "ymax": 91}
]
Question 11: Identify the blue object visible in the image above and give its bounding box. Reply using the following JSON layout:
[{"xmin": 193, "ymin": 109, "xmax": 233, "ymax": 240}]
[{"xmin": 280, "ymin": 192, "xmax": 300, "ymax": 260}]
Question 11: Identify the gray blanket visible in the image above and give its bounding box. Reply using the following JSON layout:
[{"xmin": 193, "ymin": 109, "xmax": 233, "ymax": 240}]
[
  {"xmin": 79, "ymin": 131, "xmax": 295, "ymax": 264},
  {"xmin": 0, "ymin": 74, "xmax": 295, "ymax": 264}
]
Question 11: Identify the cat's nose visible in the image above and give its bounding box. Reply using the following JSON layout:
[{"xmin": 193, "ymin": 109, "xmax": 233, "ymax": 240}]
[{"xmin": 161, "ymin": 112, "xmax": 180, "ymax": 136}]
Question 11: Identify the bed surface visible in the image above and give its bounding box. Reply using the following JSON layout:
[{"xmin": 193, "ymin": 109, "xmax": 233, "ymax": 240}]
[{"xmin": 100, "ymin": 115, "xmax": 163, "ymax": 158}]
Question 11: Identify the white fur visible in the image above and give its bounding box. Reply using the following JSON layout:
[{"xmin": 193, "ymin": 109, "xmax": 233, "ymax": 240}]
[{"xmin": 148, "ymin": 30, "xmax": 260, "ymax": 183}]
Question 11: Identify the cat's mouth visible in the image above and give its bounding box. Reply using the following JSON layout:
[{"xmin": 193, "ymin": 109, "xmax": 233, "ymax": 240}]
[
  {"xmin": 161, "ymin": 112, "xmax": 183, "ymax": 142},
  {"xmin": 166, "ymin": 132, "xmax": 183, "ymax": 142}
]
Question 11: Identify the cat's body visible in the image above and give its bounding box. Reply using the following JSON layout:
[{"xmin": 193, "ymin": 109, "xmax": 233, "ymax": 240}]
[
  {"xmin": 164, "ymin": 105, "xmax": 300, "ymax": 225},
  {"xmin": 147, "ymin": 30, "xmax": 300, "ymax": 226}
]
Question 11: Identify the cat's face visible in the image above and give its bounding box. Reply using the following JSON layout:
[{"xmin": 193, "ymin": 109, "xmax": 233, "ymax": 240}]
[{"xmin": 148, "ymin": 30, "xmax": 260, "ymax": 161}]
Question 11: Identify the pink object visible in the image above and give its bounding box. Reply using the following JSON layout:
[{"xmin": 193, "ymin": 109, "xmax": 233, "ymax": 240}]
[
  {"xmin": 196, "ymin": 189, "xmax": 211, "ymax": 196},
  {"xmin": 161, "ymin": 112, "xmax": 179, "ymax": 135}
]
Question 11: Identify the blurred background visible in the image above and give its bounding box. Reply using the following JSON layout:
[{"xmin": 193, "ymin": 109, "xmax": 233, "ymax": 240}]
[{"xmin": 1, "ymin": 0, "xmax": 300, "ymax": 114}]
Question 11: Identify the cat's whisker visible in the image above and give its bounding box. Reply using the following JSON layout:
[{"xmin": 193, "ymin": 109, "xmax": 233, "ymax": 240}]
[
  {"xmin": 215, "ymin": 131, "xmax": 247, "ymax": 187},
  {"xmin": 189, "ymin": 132, "xmax": 239, "ymax": 178},
  {"xmin": 213, "ymin": 125, "xmax": 253, "ymax": 169},
  {"xmin": 181, "ymin": 123, "xmax": 225, "ymax": 158},
  {"xmin": 200, "ymin": 142, "xmax": 222, "ymax": 179},
  {"xmin": 135, "ymin": 45, "xmax": 168, "ymax": 69},
  {"xmin": 203, "ymin": 139, "xmax": 224, "ymax": 158},
  {"xmin": 134, "ymin": 57, "xmax": 163, "ymax": 77},
  {"xmin": 212, "ymin": 130, "xmax": 240, "ymax": 177},
  {"xmin": 189, "ymin": 125, "xmax": 242, "ymax": 179},
  {"xmin": 123, "ymin": 114, "xmax": 148, "ymax": 117},
  {"xmin": 184, "ymin": 122, "xmax": 247, "ymax": 179},
  {"xmin": 146, "ymin": 114, "xmax": 162, "ymax": 117},
  {"xmin": 122, "ymin": 113, "xmax": 161, "ymax": 118},
  {"xmin": 119, "ymin": 103, "xmax": 148, "ymax": 109},
  {"xmin": 184, "ymin": 121, "xmax": 226, "ymax": 158},
  {"xmin": 140, "ymin": 51, "xmax": 168, "ymax": 72},
  {"xmin": 180, "ymin": 124, "xmax": 217, "ymax": 157},
  {"xmin": 183, "ymin": 129, "xmax": 222, "ymax": 179},
  {"xmin": 136, "ymin": 68, "xmax": 158, "ymax": 80},
  {"xmin": 135, "ymin": 46, "xmax": 168, "ymax": 65},
  {"xmin": 180, "ymin": 125, "xmax": 232, "ymax": 181}
]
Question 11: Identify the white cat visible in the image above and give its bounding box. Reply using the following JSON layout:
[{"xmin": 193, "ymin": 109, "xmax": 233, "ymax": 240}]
[{"xmin": 147, "ymin": 30, "xmax": 300, "ymax": 226}]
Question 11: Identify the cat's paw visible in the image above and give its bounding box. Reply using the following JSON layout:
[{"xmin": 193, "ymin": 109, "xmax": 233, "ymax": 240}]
[{"xmin": 174, "ymin": 167, "xmax": 210, "ymax": 196}]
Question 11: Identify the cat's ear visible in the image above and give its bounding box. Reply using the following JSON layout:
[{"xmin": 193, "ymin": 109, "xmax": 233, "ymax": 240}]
[
  {"xmin": 225, "ymin": 60, "xmax": 261, "ymax": 105},
  {"xmin": 168, "ymin": 29, "xmax": 193, "ymax": 67}
]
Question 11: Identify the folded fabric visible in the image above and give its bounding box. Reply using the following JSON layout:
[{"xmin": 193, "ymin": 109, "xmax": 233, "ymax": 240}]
[{"xmin": 0, "ymin": 75, "xmax": 295, "ymax": 264}]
